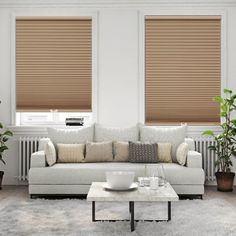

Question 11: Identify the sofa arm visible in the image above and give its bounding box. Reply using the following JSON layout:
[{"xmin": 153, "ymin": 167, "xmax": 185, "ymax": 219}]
[
  {"xmin": 31, "ymin": 151, "xmax": 46, "ymax": 168},
  {"xmin": 186, "ymin": 150, "xmax": 202, "ymax": 168}
]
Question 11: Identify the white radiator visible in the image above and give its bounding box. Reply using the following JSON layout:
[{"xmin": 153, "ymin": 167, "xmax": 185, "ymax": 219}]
[
  {"xmin": 18, "ymin": 136, "xmax": 217, "ymax": 182},
  {"xmin": 18, "ymin": 137, "xmax": 41, "ymax": 181},
  {"xmin": 193, "ymin": 136, "xmax": 217, "ymax": 181}
]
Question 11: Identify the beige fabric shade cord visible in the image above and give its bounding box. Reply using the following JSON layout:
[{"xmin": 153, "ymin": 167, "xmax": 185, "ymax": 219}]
[
  {"xmin": 145, "ymin": 16, "xmax": 221, "ymax": 124},
  {"xmin": 16, "ymin": 17, "xmax": 92, "ymax": 111}
]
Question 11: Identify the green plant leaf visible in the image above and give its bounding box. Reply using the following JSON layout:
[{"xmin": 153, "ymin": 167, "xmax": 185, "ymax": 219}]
[
  {"xmin": 2, "ymin": 137, "xmax": 8, "ymax": 142},
  {"xmin": 208, "ymin": 145, "xmax": 216, "ymax": 151},
  {"xmin": 0, "ymin": 146, "xmax": 8, "ymax": 153},
  {"xmin": 220, "ymin": 111, "xmax": 227, "ymax": 117},
  {"xmin": 231, "ymin": 119, "xmax": 236, "ymax": 125},
  {"xmin": 3, "ymin": 130, "xmax": 13, "ymax": 136},
  {"xmin": 0, "ymin": 123, "xmax": 2, "ymax": 129},
  {"xmin": 231, "ymin": 94, "xmax": 236, "ymax": 100},
  {"xmin": 232, "ymin": 151, "xmax": 236, "ymax": 157},
  {"xmin": 202, "ymin": 130, "xmax": 214, "ymax": 136},
  {"xmin": 0, "ymin": 158, "xmax": 6, "ymax": 165},
  {"xmin": 224, "ymin": 88, "xmax": 232, "ymax": 94},
  {"xmin": 214, "ymin": 96, "xmax": 224, "ymax": 103},
  {"xmin": 221, "ymin": 104, "xmax": 227, "ymax": 112}
]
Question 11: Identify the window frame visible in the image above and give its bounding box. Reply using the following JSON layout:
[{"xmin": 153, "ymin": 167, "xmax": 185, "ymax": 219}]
[
  {"xmin": 11, "ymin": 11, "xmax": 98, "ymax": 126},
  {"xmin": 138, "ymin": 10, "xmax": 227, "ymax": 126}
]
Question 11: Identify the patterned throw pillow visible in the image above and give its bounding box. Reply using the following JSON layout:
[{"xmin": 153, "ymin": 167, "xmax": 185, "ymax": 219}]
[
  {"xmin": 158, "ymin": 143, "xmax": 172, "ymax": 163},
  {"xmin": 45, "ymin": 140, "xmax": 56, "ymax": 166},
  {"xmin": 57, "ymin": 144, "xmax": 85, "ymax": 163},
  {"xmin": 176, "ymin": 142, "xmax": 189, "ymax": 165},
  {"xmin": 113, "ymin": 141, "xmax": 129, "ymax": 162},
  {"xmin": 84, "ymin": 141, "xmax": 113, "ymax": 162},
  {"xmin": 128, "ymin": 141, "xmax": 158, "ymax": 163}
]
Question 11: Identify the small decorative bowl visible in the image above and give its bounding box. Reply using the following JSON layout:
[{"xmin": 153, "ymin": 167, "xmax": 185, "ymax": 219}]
[{"xmin": 106, "ymin": 171, "xmax": 135, "ymax": 189}]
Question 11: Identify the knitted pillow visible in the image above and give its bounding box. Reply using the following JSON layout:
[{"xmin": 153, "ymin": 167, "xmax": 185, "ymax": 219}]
[{"xmin": 128, "ymin": 141, "xmax": 158, "ymax": 163}]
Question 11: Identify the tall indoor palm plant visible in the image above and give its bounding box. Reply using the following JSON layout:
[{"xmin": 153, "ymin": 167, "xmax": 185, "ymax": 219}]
[{"xmin": 203, "ymin": 89, "xmax": 236, "ymax": 191}]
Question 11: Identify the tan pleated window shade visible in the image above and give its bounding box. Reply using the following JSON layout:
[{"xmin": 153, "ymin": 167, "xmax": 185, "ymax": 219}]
[
  {"xmin": 145, "ymin": 16, "xmax": 221, "ymax": 124},
  {"xmin": 16, "ymin": 17, "xmax": 92, "ymax": 111}
]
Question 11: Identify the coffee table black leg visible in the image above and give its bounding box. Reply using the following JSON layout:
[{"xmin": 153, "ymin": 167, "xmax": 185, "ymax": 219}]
[
  {"xmin": 92, "ymin": 201, "xmax": 95, "ymax": 222},
  {"xmin": 130, "ymin": 201, "xmax": 135, "ymax": 232},
  {"xmin": 168, "ymin": 201, "xmax": 171, "ymax": 221}
]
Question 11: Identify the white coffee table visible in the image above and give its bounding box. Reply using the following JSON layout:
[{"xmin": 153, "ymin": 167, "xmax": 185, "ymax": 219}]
[{"xmin": 87, "ymin": 182, "xmax": 179, "ymax": 232}]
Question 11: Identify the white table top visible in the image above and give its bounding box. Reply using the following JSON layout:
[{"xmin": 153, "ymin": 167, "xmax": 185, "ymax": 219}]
[{"xmin": 87, "ymin": 182, "xmax": 179, "ymax": 202}]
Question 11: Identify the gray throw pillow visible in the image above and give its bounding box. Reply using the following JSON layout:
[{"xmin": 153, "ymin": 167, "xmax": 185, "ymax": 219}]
[{"xmin": 128, "ymin": 141, "xmax": 158, "ymax": 163}]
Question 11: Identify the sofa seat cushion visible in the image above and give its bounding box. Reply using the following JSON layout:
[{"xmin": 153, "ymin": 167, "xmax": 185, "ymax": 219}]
[
  {"xmin": 29, "ymin": 163, "xmax": 204, "ymax": 186},
  {"xmin": 29, "ymin": 163, "xmax": 145, "ymax": 185},
  {"xmin": 159, "ymin": 163, "xmax": 205, "ymax": 185}
]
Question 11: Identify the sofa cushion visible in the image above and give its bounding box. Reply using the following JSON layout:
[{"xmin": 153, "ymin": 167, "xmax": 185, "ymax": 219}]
[
  {"xmin": 128, "ymin": 141, "xmax": 158, "ymax": 163},
  {"xmin": 47, "ymin": 125, "xmax": 94, "ymax": 145},
  {"xmin": 176, "ymin": 142, "xmax": 189, "ymax": 166},
  {"xmin": 45, "ymin": 141, "xmax": 56, "ymax": 166},
  {"xmin": 140, "ymin": 125, "xmax": 187, "ymax": 162},
  {"xmin": 113, "ymin": 141, "xmax": 129, "ymax": 162},
  {"xmin": 57, "ymin": 144, "xmax": 85, "ymax": 163},
  {"xmin": 29, "ymin": 162, "xmax": 204, "ymax": 185},
  {"xmin": 95, "ymin": 123, "xmax": 139, "ymax": 142},
  {"xmin": 158, "ymin": 143, "xmax": 172, "ymax": 163},
  {"xmin": 84, "ymin": 141, "xmax": 113, "ymax": 162}
]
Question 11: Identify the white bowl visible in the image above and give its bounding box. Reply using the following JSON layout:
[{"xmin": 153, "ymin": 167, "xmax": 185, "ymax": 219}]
[{"xmin": 106, "ymin": 171, "xmax": 135, "ymax": 189}]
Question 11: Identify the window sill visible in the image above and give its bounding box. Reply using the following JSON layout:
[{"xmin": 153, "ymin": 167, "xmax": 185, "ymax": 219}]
[{"xmin": 7, "ymin": 124, "xmax": 222, "ymax": 137}]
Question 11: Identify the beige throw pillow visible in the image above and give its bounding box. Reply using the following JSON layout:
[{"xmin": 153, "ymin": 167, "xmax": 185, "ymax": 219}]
[
  {"xmin": 158, "ymin": 143, "xmax": 172, "ymax": 163},
  {"xmin": 85, "ymin": 141, "xmax": 113, "ymax": 162},
  {"xmin": 176, "ymin": 142, "xmax": 189, "ymax": 165},
  {"xmin": 45, "ymin": 140, "xmax": 56, "ymax": 166},
  {"xmin": 57, "ymin": 144, "xmax": 85, "ymax": 163},
  {"xmin": 113, "ymin": 141, "xmax": 129, "ymax": 162}
]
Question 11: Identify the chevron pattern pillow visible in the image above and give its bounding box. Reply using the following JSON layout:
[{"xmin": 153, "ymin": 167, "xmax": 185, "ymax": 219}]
[{"xmin": 128, "ymin": 141, "xmax": 158, "ymax": 163}]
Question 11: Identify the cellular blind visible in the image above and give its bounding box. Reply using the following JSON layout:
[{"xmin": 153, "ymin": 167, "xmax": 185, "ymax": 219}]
[
  {"xmin": 16, "ymin": 17, "xmax": 92, "ymax": 111},
  {"xmin": 145, "ymin": 16, "xmax": 221, "ymax": 124}
]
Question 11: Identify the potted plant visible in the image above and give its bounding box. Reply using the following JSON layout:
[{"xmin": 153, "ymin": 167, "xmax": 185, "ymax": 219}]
[
  {"xmin": 203, "ymin": 89, "xmax": 236, "ymax": 192},
  {"xmin": 0, "ymin": 122, "xmax": 13, "ymax": 189}
]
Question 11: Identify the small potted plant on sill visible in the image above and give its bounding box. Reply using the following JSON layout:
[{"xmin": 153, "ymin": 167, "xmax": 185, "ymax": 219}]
[
  {"xmin": 203, "ymin": 89, "xmax": 236, "ymax": 192},
  {"xmin": 0, "ymin": 122, "xmax": 13, "ymax": 190}
]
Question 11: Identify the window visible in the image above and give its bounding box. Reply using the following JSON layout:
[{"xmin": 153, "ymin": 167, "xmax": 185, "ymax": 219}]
[
  {"xmin": 15, "ymin": 16, "xmax": 93, "ymax": 125},
  {"xmin": 145, "ymin": 16, "xmax": 221, "ymax": 124},
  {"xmin": 16, "ymin": 112, "xmax": 92, "ymax": 126}
]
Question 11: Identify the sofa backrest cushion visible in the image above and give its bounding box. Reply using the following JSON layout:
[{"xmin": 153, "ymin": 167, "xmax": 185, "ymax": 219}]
[
  {"xmin": 84, "ymin": 141, "xmax": 113, "ymax": 162},
  {"xmin": 140, "ymin": 125, "xmax": 187, "ymax": 162},
  {"xmin": 57, "ymin": 144, "xmax": 85, "ymax": 163},
  {"xmin": 47, "ymin": 125, "xmax": 94, "ymax": 145},
  {"xmin": 95, "ymin": 124, "xmax": 139, "ymax": 142}
]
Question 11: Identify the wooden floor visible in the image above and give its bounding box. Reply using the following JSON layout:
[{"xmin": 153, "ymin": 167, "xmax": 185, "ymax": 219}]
[{"xmin": 0, "ymin": 186, "xmax": 236, "ymax": 210}]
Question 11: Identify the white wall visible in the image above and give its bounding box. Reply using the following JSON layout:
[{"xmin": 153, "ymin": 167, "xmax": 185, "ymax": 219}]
[
  {"xmin": 0, "ymin": 1, "xmax": 236, "ymax": 185},
  {"xmin": 98, "ymin": 9, "xmax": 139, "ymax": 126}
]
